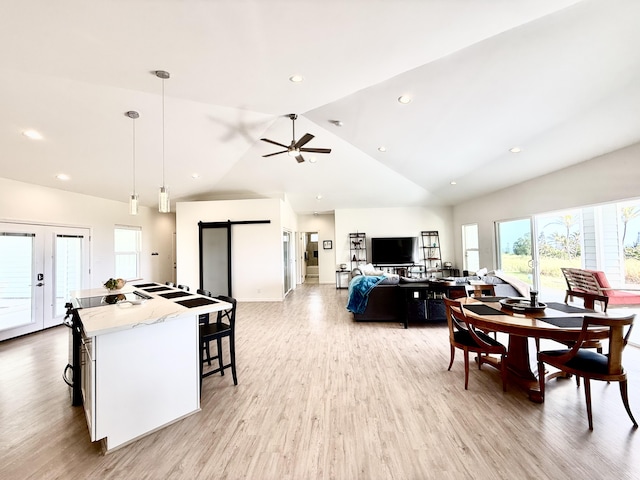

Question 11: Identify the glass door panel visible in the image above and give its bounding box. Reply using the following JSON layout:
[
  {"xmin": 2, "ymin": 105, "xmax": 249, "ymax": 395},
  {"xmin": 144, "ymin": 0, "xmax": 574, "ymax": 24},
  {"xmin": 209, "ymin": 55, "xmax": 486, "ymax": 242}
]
[
  {"xmin": 496, "ymin": 218, "xmax": 536, "ymax": 289},
  {"xmin": 534, "ymin": 210, "xmax": 582, "ymax": 302},
  {"xmin": 0, "ymin": 232, "xmax": 37, "ymax": 333},
  {"xmin": 283, "ymin": 230, "xmax": 293, "ymax": 295},
  {"xmin": 53, "ymin": 233, "xmax": 86, "ymax": 321}
]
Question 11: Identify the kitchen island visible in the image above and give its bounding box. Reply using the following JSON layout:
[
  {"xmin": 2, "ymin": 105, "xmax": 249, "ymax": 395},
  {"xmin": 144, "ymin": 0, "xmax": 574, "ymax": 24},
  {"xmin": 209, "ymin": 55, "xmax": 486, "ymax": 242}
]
[{"xmin": 70, "ymin": 282, "xmax": 231, "ymax": 453}]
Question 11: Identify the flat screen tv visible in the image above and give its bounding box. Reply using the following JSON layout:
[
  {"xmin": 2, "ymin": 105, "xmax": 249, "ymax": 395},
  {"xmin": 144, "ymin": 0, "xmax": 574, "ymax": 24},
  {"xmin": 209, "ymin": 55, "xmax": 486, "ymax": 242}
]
[{"xmin": 371, "ymin": 237, "xmax": 416, "ymax": 265}]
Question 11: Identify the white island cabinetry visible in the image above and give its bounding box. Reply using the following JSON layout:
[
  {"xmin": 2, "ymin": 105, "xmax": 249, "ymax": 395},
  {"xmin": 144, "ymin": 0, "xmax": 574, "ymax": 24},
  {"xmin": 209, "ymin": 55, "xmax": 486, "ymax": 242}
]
[{"xmin": 73, "ymin": 284, "xmax": 230, "ymax": 452}]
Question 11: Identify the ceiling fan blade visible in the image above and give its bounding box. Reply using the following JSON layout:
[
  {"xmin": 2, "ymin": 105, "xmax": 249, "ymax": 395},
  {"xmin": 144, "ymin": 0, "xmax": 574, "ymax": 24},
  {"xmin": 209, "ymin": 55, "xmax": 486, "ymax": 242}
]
[
  {"xmin": 295, "ymin": 154, "xmax": 305, "ymax": 163},
  {"xmin": 262, "ymin": 150, "xmax": 288, "ymax": 157},
  {"xmin": 300, "ymin": 148, "xmax": 331, "ymax": 154},
  {"xmin": 294, "ymin": 133, "xmax": 314, "ymax": 149},
  {"xmin": 261, "ymin": 138, "xmax": 289, "ymax": 149}
]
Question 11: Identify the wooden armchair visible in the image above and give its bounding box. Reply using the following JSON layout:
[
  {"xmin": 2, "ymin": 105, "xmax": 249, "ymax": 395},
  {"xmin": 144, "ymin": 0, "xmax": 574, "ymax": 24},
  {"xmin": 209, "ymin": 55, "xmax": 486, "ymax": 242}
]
[
  {"xmin": 561, "ymin": 267, "xmax": 640, "ymax": 311},
  {"xmin": 538, "ymin": 313, "xmax": 637, "ymax": 430},
  {"xmin": 444, "ymin": 297, "xmax": 507, "ymax": 391}
]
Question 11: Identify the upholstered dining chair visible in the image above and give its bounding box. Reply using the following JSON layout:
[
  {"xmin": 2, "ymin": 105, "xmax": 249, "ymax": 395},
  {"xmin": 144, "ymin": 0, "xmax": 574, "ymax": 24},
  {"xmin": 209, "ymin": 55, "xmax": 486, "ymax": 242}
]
[
  {"xmin": 177, "ymin": 284, "xmax": 190, "ymax": 291},
  {"xmin": 443, "ymin": 297, "xmax": 508, "ymax": 391},
  {"xmin": 537, "ymin": 313, "xmax": 637, "ymax": 430},
  {"xmin": 200, "ymin": 295, "xmax": 238, "ymax": 391}
]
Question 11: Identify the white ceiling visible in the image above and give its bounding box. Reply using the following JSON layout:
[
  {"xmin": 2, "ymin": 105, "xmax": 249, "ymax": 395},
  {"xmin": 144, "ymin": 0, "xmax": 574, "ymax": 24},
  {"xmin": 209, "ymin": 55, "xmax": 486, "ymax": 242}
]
[{"xmin": 2, "ymin": 0, "xmax": 640, "ymax": 214}]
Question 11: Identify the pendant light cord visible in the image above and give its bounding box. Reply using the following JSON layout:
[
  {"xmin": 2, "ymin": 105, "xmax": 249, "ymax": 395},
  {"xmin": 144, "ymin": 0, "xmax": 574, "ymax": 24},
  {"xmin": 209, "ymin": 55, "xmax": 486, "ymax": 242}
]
[
  {"xmin": 162, "ymin": 76, "xmax": 165, "ymax": 188},
  {"xmin": 132, "ymin": 117, "xmax": 136, "ymax": 194}
]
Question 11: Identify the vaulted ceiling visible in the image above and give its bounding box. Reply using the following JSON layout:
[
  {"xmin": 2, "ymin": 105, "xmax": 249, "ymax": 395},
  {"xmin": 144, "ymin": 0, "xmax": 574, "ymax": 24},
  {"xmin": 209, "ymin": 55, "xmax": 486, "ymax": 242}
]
[{"xmin": 2, "ymin": 0, "xmax": 639, "ymax": 214}]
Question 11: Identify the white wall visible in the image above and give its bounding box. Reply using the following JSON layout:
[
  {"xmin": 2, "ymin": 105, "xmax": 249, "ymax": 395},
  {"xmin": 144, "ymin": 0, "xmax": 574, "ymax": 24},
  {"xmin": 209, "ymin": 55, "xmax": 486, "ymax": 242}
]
[
  {"xmin": 297, "ymin": 213, "xmax": 336, "ymax": 284},
  {"xmin": 0, "ymin": 177, "xmax": 174, "ymax": 287},
  {"xmin": 453, "ymin": 141, "xmax": 640, "ymax": 270},
  {"xmin": 334, "ymin": 206, "xmax": 454, "ymax": 272},
  {"xmin": 175, "ymin": 198, "xmax": 288, "ymax": 302}
]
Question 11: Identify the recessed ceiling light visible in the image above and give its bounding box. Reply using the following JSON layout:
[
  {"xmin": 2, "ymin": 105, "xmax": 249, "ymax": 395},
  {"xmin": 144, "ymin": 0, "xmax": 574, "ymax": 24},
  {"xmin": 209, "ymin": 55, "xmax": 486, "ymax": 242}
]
[
  {"xmin": 289, "ymin": 74, "xmax": 304, "ymax": 83},
  {"xmin": 330, "ymin": 120, "xmax": 343, "ymax": 127},
  {"xmin": 23, "ymin": 129, "xmax": 43, "ymax": 140},
  {"xmin": 378, "ymin": 146, "xmax": 386, "ymax": 152},
  {"xmin": 398, "ymin": 95, "xmax": 412, "ymax": 104},
  {"xmin": 509, "ymin": 147, "xmax": 522, "ymax": 153},
  {"xmin": 309, "ymin": 157, "xmax": 317, "ymax": 163},
  {"xmin": 191, "ymin": 173, "xmax": 200, "ymax": 179},
  {"xmin": 56, "ymin": 173, "xmax": 70, "ymax": 181},
  {"xmin": 450, "ymin": 181, "xmax": 457, "ymax": 185},
  {"xmin": 316, "ymin": 194, "xmax": 323, "ymax": 200}
]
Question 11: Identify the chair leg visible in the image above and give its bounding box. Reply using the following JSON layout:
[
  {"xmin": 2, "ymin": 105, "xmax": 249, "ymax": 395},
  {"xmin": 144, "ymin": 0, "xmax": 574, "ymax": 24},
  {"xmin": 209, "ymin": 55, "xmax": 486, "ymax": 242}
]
[
  {"xmin": 199, "ymin": 340, "xmax": 204, "ymax": 396},
  {"xmin": 463, "ymin": 349, "xmax": 470, "ymax": 390},
  {"xmin": 448, "ymin": 344, "xmax": 455, "ymax": 371},
  {"xmin": 619, "ymin": 380, "xmax": 639, "ymax": 428},
  {"xmin": 537, "ymin": 360, "xmax": 545, "ymax": 401},
  {"xmin": 216, "ymin": 337, "xmax": 224, "ymax": 376},
  {"xmin": 583, "ymin": 378, "xmax": 593, "ymax": 430},
  {"xmin": 229, "ymin": 333, "xmax": 237, "ymax": 386},
  {"xmin": 500, "ymin": 354, "xmax": 507, "ymax": 392}
]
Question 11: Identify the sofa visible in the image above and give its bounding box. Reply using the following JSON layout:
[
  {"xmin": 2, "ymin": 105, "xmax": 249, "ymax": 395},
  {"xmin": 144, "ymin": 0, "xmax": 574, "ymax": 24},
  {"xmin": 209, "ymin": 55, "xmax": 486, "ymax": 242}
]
[{"xmin": 348, "ymin": 266, "xmax": 525, "ymax": 323}]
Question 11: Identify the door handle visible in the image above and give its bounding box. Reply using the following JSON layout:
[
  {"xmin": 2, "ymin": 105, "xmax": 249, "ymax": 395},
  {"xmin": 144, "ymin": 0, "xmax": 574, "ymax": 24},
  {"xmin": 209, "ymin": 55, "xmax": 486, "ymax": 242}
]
[{"xmin": 36, "ymin": 282, "xmax": 44, "ymax": 287}]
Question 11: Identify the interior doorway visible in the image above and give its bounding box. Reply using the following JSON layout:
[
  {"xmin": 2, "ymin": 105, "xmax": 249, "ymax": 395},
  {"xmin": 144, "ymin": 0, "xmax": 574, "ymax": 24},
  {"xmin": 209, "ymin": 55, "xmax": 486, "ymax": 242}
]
[{"xmin": 304, "ymin": 232, "xmax": 319, "ymax": 284}]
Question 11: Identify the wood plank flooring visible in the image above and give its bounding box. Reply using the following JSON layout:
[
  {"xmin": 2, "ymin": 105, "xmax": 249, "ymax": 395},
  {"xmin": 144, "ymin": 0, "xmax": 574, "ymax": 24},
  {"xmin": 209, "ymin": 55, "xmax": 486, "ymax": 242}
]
[{"xmin": 1, "ymin": 283, "xmax": 640, "ymax": 479}]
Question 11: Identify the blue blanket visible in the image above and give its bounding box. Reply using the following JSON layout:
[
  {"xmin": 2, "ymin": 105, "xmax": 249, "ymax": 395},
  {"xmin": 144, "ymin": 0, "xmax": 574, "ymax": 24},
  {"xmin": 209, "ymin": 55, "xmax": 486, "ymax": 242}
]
[{"xmin": 347, "ymin": 275, "xmax": 386, "ymax": 314}]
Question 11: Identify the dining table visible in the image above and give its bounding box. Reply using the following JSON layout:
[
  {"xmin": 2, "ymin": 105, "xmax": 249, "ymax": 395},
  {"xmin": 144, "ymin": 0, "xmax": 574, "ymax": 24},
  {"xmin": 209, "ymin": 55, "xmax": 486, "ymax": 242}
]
[{"xmin": 455, "ymin": 296, "xmax": 609, "ymax": 403}]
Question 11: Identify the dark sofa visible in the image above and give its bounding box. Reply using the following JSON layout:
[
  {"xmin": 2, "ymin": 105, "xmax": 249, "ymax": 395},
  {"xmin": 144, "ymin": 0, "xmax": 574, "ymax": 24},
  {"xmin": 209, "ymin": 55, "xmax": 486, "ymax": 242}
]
[
  {"xmin": 349, "ymin": 270, "xmax": 524, "ymax": 323},
  {"xmin": 352, "ymin": 284, "xmax": 402, "ymax": 322}
]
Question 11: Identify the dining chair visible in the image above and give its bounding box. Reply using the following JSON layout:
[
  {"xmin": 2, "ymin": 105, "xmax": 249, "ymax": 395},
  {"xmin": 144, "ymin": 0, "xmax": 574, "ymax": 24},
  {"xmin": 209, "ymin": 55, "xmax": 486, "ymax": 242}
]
[
  {"xmin": 443, "ymin": 297, "xmax": 508, "ymax": 391},
  {"xmin": 200, "ymin": 295, "xmax": 238, "ymax": 392},
  {"xmin": 537, "ymin": 313, "xmax": 637, "ymax": 430},
  {"xmin": 165, "ymin": 281, "xmax": 175, "ymax": 287},
  {"xmin": 178, "ymin": 284, "xmax": 190, "ymax": 291}
]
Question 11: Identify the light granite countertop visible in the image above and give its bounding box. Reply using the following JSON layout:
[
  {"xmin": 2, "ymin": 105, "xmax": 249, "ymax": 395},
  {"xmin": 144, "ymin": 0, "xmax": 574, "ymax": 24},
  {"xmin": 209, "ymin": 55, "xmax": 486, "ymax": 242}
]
[{"xmin": 70, "ymin": 282, "xmax": 231, "ymax": 337}]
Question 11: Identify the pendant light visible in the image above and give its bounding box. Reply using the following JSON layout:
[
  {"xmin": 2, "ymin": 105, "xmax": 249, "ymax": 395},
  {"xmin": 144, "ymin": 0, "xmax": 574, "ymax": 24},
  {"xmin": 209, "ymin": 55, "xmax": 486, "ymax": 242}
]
[
  {"xmin": 125, "ymin": 110, "xmax": 140, "ymax": 215},
  {"xmin": 156, "ymin": 70, "xmax": 171, "ymax": 213}
]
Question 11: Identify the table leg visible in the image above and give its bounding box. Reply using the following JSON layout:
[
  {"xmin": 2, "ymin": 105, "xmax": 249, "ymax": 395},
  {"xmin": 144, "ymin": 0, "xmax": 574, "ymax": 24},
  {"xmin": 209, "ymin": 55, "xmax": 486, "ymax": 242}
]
[{"xmin": 506, "ymin": 335, "xmax": 544, "ymax": 403}]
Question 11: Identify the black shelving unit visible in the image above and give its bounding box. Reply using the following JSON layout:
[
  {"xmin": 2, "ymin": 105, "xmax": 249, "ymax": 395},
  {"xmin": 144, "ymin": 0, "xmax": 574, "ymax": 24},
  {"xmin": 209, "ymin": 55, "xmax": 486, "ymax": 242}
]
[
  {"xmin": 350, "ymin": 232, "xmax": 367, "ymax": 270},
  {"xmin": 421, "ymin": 231, "xmax": 442, "ymax": 279}
]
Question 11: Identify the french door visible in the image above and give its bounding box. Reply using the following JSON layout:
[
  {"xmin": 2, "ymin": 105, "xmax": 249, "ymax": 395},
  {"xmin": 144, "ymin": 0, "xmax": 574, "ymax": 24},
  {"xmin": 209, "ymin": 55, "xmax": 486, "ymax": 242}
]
[{"xmin": 0, "ymin": 223, "xmax": 90, "ymax": 341}]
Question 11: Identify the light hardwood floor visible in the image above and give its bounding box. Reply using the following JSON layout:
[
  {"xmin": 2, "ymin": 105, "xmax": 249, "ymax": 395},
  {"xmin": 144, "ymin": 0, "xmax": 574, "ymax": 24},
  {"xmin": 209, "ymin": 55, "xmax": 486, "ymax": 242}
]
[{"xmin": 1, "ymin": 283, "xmax": 639, "ymax": 479}]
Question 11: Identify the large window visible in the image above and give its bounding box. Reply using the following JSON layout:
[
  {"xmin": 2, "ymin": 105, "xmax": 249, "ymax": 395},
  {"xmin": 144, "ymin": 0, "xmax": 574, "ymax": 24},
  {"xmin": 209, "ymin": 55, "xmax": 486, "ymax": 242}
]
[{"xmin": 115, "ymin": 226, "xmax": 141, "ymax": 280}]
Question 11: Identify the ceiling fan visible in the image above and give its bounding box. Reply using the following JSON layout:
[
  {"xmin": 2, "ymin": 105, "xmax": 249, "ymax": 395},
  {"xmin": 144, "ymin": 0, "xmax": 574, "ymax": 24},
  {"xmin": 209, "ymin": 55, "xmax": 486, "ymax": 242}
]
[{"xmin": 261, "ymin": 113, "xmax": 331, "ymax": 163}]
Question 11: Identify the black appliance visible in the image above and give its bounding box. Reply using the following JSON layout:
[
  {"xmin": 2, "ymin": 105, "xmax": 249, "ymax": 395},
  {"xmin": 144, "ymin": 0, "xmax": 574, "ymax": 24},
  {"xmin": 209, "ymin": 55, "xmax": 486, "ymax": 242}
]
[
  {"xmin": 62, "ymin": 290, "xmax": 153, "ymax": 406},
  {"xmin": 62, "ymin": 303, "xmax": 83, "ymax": 406}
]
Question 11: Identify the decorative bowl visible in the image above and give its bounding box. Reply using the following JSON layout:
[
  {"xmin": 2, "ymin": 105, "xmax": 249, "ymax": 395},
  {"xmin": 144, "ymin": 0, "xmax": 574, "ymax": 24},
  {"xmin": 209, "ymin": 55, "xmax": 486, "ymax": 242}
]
[{"xmin": 104, "ymin": 278, "xmax": 127, "ymax": 291}]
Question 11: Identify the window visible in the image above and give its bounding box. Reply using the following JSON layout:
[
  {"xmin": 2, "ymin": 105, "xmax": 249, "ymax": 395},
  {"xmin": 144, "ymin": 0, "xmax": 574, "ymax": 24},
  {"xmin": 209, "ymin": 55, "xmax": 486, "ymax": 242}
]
[
  {"xmin": 115, "ymin": 226, "xmax": 141, "ymax": 280},
  {"xmin": 462, "ymin": 224, "xmax": 479, "ymax": 273}
]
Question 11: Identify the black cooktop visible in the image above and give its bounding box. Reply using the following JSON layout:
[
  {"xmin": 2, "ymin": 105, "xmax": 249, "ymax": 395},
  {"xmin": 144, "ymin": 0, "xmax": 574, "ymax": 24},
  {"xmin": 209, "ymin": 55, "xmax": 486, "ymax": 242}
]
[{"xmin": 73, "ymin": 290, "xmax": 152, "ymax": 308}]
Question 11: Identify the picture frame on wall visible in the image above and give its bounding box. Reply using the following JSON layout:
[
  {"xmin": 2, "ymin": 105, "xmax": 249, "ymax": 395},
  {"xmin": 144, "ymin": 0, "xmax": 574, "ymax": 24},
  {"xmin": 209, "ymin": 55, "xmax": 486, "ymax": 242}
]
[{"xmin": 323, "ymin": 240, "xmax": 332, "ymax": 249}]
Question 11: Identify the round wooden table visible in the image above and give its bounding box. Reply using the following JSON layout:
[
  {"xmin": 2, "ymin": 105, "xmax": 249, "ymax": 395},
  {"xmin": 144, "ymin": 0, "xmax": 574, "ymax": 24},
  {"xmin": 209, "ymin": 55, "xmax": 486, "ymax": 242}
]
[{"xmin": 456, "ymin": 297, "xmax": 608, "ymax": 403}]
